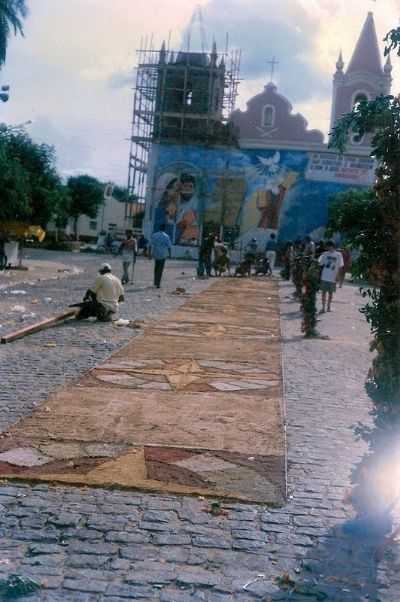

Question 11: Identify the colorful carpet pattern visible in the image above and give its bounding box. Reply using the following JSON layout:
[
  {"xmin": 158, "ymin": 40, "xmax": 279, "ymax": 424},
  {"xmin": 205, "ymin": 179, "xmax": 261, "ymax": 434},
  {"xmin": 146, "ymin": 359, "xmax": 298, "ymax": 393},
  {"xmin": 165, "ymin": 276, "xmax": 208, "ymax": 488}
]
[{"xmin": 0, "ymin": 279, "xmax": 286, "ymax": 504}]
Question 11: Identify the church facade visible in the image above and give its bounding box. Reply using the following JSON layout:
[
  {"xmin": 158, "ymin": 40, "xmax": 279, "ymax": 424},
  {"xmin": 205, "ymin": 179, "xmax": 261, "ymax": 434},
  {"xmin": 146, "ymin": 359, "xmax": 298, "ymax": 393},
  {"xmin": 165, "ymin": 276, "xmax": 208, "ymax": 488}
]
[{"xmin": 143, "ymin": 12, "xmax": 390, "ymax": 255}]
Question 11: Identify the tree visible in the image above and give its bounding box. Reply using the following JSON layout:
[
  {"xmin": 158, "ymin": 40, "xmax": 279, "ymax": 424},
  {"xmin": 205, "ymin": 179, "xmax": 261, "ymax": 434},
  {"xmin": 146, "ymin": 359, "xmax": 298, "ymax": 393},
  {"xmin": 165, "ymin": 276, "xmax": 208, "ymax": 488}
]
[
  {"xmin": 66, "ymin": 175, "xmax": 104, "ymax": 239},
  {"xmin": 327, "ymin": 187, "xmax": 389, "ymax": 285},
  {"xmin": 0, "ymin": 125, "xmax": 63, "ymax": 225},
  {"xmin": 330, "ymin": 96, "xmax": 400, "ymax": 404},
  {"xmin": 0, "ymin": 0, "xmax": 28, "ymax": 67}
]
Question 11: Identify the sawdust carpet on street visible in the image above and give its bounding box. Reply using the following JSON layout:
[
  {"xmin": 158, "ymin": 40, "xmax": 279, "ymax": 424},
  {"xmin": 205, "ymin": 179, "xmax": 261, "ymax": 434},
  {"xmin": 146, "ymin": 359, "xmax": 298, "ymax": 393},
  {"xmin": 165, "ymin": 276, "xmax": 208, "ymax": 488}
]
[{"xmin": 0, "ymin": 278, "xmax": 286, "ymax": 504}]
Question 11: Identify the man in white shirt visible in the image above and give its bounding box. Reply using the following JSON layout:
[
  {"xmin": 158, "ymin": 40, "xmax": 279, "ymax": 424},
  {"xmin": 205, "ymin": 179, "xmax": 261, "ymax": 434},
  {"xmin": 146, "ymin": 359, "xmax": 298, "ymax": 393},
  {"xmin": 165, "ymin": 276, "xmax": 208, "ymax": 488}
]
[
  {"xmin": 318, "ymin": 241, "xmax": 344, "ymax": 313},
  {"xmin": 76, "ymin": 263, "xmax": 124, "ymax": 322}
]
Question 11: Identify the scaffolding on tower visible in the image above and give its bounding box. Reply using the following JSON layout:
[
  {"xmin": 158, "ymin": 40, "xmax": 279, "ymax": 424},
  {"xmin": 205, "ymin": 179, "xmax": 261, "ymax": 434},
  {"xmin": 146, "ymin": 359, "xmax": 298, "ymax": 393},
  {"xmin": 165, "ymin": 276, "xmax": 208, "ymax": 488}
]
[{"xmin": 125, "ymin": 30, "xmax": 241, "ymax": 223}]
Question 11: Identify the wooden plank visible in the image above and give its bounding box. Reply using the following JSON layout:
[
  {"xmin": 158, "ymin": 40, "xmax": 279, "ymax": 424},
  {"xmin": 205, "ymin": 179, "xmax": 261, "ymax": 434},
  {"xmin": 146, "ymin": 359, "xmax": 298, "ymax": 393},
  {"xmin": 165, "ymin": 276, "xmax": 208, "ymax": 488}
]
[{"xmin": 1, "ymin": 309, "xmax": 77, "ymax": 344}]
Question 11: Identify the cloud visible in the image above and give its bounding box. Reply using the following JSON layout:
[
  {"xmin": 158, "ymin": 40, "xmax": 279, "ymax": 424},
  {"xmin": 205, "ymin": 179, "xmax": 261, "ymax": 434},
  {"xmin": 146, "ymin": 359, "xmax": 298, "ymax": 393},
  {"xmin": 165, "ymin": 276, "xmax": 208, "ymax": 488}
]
[
  {"xmin": 0, "ymin": 0, "xmax": 398, "ymax": 185},
  {"xmin": 29, "ymin": 117, "xmax": 93, "ymax": 178},
  {"xmin": 199, "ymin": 0, "xmax": 332, "ymax": 104}
]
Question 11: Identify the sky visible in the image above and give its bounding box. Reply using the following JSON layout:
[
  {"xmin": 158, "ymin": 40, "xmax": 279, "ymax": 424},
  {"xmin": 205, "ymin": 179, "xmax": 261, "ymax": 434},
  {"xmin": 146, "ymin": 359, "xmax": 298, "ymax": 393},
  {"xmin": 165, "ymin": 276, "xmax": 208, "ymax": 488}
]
[{"xmin": 0, "ymin": 0, "xmax": 399, "ymax": 186}]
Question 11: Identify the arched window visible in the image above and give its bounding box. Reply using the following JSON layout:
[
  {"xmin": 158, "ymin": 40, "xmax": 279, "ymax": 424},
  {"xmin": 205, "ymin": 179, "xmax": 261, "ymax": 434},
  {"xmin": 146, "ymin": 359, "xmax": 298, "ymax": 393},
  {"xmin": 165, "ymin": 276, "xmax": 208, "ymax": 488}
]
[
  {"xmin": 262, "ymin": 105, "xmax": 275, "ymax": 128},
  {"xmin": 352, "ymin": 91, "xmax": 368, "ymax": 108}
]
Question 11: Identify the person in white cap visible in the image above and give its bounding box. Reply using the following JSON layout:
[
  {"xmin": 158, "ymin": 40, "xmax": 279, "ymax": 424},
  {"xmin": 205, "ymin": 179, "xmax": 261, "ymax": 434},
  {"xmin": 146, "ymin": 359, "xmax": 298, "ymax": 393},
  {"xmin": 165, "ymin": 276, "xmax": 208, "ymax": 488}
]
[{"xmin": 75, "ymin": 263, "xmax": 124, "ymax": 322}]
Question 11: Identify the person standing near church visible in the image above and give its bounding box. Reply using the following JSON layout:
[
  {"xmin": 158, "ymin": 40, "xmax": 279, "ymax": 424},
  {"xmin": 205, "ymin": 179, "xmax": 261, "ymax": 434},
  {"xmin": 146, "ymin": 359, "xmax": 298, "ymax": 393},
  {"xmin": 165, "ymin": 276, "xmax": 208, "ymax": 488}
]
[
  {"xmin": 150, "ymin": 224, "xmax": 172, "ymax": 288},
  {"xmin": 265, "ymin": 233, "xmax": 277, "ymax": 271},
  {"xmin": 318, "ymin": 240, "xmax": 344, "ymax": 313},
  {"xmin": 120, "ymin": 230, "xmax": 138, "ymax": 284}
]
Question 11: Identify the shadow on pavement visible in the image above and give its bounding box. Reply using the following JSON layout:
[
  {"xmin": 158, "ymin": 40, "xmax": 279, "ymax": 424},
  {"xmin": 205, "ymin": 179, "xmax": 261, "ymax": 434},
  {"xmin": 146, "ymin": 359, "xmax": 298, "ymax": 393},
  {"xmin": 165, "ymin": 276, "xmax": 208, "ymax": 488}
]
[{"xmin": 272, "ymin": 405, "xmax": 400, "ymax": 601}]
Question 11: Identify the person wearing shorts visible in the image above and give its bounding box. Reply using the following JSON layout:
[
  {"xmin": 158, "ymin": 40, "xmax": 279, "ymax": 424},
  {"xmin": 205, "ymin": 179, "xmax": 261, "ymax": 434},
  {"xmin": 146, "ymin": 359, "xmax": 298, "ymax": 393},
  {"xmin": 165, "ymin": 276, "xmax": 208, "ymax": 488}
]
[{"xmin": 318, "ymin": 241, "xmax": 344, "ymax": 313}]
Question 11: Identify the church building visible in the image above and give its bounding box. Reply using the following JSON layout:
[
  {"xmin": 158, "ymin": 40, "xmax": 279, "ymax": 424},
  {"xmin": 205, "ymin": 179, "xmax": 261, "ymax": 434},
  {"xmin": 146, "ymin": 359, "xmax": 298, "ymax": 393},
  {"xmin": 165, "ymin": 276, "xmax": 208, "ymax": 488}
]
[{"xmin": 142, "ymin": 12, "xmax": 390, "ymax": 255}]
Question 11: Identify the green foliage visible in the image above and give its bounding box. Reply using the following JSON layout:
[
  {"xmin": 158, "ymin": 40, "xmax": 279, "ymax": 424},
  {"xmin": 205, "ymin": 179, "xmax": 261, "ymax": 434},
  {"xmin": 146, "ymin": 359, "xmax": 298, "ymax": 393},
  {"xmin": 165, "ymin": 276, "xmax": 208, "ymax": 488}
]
[
  {"xmin": 384, "ymin": 27, "xmax": 400, "ymax": 56},
  {"xmin": 326, "ymin": 188, "xmax": 387, "ymax": 282},
  {"xmin": 66, "ymin": 174, "xmax": 104, "ymax": 237},
  {"xmin": 67, "ymin": 175, "xmax": 104, "ymax": 220},
  {"xmin": 113, "ymin": 185, "xmax": 133, "ymax": 203},
  {"xmin": 327, "ymin": 189, "xmax": 375, "ymax": 239},
  {"xmin": 0, "ymin": 126, "xmax": 66, "ymax": 226},
  {"xmin": 301, "ymin": 259, "xmax": 321, "ymax": 338},
  {"xmin": 0, "ymin": 0, "xmax": 28, "ymax": 66},
  {"xmin": 330, "ymin": 93, "xmax": 400, "ymax": 403}
]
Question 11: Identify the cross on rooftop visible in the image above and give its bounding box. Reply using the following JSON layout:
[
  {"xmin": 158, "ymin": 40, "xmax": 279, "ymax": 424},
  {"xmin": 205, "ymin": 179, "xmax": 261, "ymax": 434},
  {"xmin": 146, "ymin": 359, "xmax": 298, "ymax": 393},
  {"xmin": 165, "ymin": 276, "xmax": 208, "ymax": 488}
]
[{"xmin": 267, "ymin": 57, "xmax": 279, "ymax": 84}]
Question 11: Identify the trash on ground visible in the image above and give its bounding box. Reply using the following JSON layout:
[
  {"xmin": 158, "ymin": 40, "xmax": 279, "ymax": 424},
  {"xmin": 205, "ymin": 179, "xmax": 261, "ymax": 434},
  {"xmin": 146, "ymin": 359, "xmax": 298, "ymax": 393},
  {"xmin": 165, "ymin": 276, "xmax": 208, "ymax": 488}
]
[
  {"xmin": 171, "ymin": 287, "xmax": 187, "ymax": 295},
  {"xmin": 19, "ymin": 313, "xmax": 36, "ymax": 322},
  {"xmin": 114, "ymin": 318, "xmax": 145, "ymax": 329},
  {"xmin": 44, "ymin": 297, "xmax": 53, "ymax": 303},
  {"xmin": 9, "ymin": 290, "xmax": 27, "ymax": 296},
  {"xmin": 10, "ymin": 305, "xmax": 26, "ymax": 313},
  {"xmin": 44, "ymin": 343, "xmax": 57, "ymax": 348},
  {"xmin": 243, "ymin": 574, "xmax": 266, "ymax": 591},
  {"xmin": 114, "ymin": 319, "xmax": 130, "ymax": 327}
]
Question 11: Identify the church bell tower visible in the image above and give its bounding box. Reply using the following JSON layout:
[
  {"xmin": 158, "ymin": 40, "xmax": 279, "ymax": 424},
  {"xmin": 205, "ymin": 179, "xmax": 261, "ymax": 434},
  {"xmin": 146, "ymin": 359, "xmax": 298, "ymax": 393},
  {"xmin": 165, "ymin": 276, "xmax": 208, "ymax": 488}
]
[{"xmin": 330, "ymin": 12, "xmax": 392, "ymax": 147}]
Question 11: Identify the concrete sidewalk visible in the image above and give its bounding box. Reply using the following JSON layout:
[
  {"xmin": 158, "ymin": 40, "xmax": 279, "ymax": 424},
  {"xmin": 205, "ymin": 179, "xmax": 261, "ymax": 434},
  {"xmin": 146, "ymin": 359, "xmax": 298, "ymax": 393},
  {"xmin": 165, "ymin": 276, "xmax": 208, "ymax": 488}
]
[{"xmin": 0, "ymin": 256, "xmax": 396, "ymax": 601}]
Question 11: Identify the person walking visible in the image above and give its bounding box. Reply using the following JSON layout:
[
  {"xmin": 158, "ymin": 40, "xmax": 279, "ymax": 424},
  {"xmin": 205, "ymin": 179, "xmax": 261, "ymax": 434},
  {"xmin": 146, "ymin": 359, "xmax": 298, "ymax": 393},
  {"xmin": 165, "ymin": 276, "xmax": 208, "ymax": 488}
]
[
  {"xmin": 150, "ymin": 224, "xmax": 172, "ymax": 288},
  {"xmin": 318, "ymin": 240, "xmax": 344, "ymax": 313},
  {"xmin": 120, "ymin": 230, "xmax": 138, "ymax": 284},
  {"xmin": 198, "ymin": 234, "xmax": 213, "ymax": 278},
  {"xmin": 265, "ymin": 233, "xmax": 277, "ymax": 271}
]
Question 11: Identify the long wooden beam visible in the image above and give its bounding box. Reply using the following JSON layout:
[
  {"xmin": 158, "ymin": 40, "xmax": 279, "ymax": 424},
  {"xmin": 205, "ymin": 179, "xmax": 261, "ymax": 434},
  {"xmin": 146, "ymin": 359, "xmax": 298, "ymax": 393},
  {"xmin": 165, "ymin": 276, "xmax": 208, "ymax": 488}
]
[{"xmin": 1, "ymin": 309, "xmax": 77, "ymax": 344}]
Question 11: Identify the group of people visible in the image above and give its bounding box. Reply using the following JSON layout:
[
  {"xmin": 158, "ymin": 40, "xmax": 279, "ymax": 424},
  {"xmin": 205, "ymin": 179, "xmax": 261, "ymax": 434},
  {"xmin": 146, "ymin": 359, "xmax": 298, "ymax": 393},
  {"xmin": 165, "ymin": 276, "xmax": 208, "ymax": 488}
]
[
  {"xmin": 282, "ymin": 236, "xmax": 352, "ymax": 313},
  {"xmin": 74, "ymin": 224, "xmax": 172, "ymax": 323},
  {"xmin": 232, "ymin": 233, "xmax": 277, "ymax": 278},
  {"xmin": 78, "ymin": 226, "xmax": 353, "ymax": 324},
  {"xmin": 117, "ymin": 229, "xmax": 166, "ymax": 287},
  {"xmin": 197, "ymin": 232, "xmax": 279, "ymax": 279},
  {"xmin": 198, "ymin": 234, "xmax": 230, "ymax": 278}
]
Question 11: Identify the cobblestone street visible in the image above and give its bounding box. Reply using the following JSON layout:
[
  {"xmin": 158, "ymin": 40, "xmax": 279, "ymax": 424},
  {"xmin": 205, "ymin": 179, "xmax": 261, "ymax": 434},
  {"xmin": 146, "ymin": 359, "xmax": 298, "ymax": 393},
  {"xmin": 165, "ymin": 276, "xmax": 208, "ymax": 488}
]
[{"xmin": 0, "ymin": 251, "xmax": 396, "ymax": 601}]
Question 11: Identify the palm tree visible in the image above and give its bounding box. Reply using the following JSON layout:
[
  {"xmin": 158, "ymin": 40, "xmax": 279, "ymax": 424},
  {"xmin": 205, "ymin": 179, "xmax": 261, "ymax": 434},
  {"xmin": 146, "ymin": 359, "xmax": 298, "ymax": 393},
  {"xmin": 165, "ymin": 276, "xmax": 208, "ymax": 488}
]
[{"xmin": 0, "ymin": 0, "xmax": 28, "ymax": 67}]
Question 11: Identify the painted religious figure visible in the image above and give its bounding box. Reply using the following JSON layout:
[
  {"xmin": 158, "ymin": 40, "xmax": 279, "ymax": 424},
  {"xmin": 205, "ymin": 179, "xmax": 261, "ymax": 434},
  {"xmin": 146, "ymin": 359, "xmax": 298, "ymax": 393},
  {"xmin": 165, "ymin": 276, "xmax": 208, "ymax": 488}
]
[
  {"xmin": 241, "ymin": 152, "xmax": 298, "ymax": 239},
  {"xmin": 255, "ymin": 172, "xmax": 298, "ymax": 230},
  {"xmin": 154, "ymin": 171, "xmax": 200, "ymax": 245}
]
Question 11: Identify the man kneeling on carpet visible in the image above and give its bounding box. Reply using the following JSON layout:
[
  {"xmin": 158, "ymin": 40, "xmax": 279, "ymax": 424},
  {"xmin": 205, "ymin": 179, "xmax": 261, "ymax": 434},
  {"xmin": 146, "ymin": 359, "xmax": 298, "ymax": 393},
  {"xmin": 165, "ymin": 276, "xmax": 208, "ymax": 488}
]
[{"xmin": 74, "ymin": 263, "xmax": 124, "ymax": 322}]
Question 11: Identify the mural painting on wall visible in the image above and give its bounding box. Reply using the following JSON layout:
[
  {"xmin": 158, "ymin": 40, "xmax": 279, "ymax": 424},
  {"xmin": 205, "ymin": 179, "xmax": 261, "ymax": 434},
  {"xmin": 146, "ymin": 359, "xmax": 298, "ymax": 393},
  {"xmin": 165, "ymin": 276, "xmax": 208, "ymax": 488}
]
[
  {"xmin": 204, "ymin": 176, "xmax": 247, "ymax": 231},
  {"xmin": 240, "ymin": 151, "xmax": 298, "ymax": 243},
  {"xmin": 153, "ymin": 163, "xmax": 204, "ymax": 245},
  {"xmin": 151, "ymin": 145, "xmax": 375, "ymax": 244}
]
